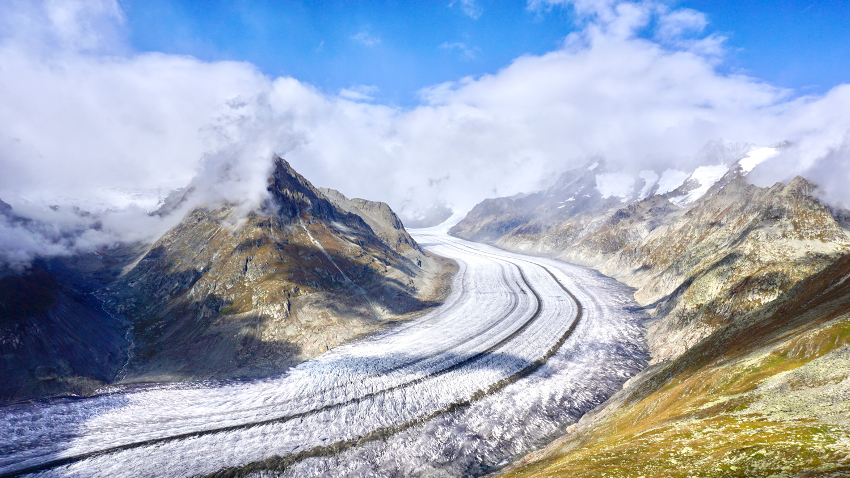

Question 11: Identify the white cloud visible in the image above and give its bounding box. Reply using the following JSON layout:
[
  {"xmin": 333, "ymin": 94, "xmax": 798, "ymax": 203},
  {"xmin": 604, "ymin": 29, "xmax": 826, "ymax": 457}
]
[
  {"xmin": 351, "ymin": 30, "xmax": 380, "ymax": 46},
  {"xmin": 2, "ymin": 0, "xmax": 850, "ymax": 266},
  {"xmin": 656, "ymin": 8, "xmax": 707, "ymax": 41}
]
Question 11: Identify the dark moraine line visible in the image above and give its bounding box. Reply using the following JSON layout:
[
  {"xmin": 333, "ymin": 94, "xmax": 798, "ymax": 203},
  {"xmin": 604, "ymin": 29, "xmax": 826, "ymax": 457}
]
[
  {"xmin": 207, "ymin": 244, "xmax": 584, "ymax": 477},
  {"xmin": 1, "ymin": 247, "xmax": 559, "ymax": 478}
]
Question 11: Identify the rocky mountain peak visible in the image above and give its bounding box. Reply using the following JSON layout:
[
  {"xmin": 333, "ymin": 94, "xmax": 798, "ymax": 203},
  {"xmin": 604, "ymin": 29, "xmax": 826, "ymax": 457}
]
[
  {"xmin": 785, "ymin": 175, "xmax": 817, "ymax": 196},
  {"xmin": 266, "ymin": 156, "xmax": 340, "ymax": 221},
  {"xmin": 318, "ymin": 188, "xmax": 421, "ymax": 254}
]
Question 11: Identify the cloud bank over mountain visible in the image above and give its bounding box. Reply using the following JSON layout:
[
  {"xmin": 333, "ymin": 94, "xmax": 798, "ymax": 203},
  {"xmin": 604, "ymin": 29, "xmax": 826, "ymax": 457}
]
[{"xmin": 1, "ymin": 0, "xmax": 849, "ymax": 266}]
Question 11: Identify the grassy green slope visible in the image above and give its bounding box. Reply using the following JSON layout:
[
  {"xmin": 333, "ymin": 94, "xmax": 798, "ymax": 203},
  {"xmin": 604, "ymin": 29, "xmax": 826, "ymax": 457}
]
[{"xmin": 499, "ymin": 254, "xmax": 850, "ymax": 477}]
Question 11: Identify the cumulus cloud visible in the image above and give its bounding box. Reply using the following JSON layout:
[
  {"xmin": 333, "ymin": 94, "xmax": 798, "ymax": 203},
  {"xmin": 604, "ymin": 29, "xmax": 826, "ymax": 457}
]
[{"xmin": 2, "ymin": 0, "xmax": 850, "ymax": 267}]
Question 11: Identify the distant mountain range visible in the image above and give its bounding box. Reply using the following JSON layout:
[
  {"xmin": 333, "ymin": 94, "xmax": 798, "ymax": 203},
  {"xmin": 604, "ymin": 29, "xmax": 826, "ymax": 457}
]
[
  {"xmin": 0, "ymin": 157, "xmax": 454, "ymax": 403},
  {"xmin": 452, "ymin": 139, "xmax": 850, "ymax": 360},
  {"xmin": 452, "ymin": 140, "xmax": 850, "ymax": 476}
]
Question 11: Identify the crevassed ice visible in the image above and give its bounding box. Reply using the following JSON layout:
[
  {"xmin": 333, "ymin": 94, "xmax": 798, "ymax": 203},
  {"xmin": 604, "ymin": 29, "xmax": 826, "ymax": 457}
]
[{"xmin": 0, "ymin": 233, "xmax": 648, "ymax": 478}]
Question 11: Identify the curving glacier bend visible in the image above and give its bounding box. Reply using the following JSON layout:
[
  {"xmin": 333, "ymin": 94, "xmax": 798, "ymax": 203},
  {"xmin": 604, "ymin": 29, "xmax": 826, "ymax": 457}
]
[{"xmin": 0, "ymin": 233, "xmax": 648, "ymax": 478}]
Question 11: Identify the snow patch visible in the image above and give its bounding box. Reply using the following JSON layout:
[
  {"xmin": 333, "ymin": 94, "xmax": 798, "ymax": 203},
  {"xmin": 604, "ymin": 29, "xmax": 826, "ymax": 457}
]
[
  {"xmin": 739, "ymin": 147, "xmax": 778, "ymax": 174},
  {"xmin": 670, "ymin": 165, "xmax": 729, "ymax": 206},
  {"xmin": 588, "ymin": 162, "xmax": 600, "ymax": 171},
  {"xmin": 656, "ymin": 169, "xmax": 690, "ymax": 195},
  {"xmin": 595, "ymin": 173, "xmax": 635, "ymax": 199},
  {"xmin": 638, "ymin": 170, "xmax": 659, "ymax": 199}
]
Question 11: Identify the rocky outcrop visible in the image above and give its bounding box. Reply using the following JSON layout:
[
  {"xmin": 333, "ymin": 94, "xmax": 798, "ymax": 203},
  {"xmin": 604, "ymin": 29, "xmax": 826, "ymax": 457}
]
[{"xmin": 318, "ymin": 187, "xmax": 422, "ymax": 255}]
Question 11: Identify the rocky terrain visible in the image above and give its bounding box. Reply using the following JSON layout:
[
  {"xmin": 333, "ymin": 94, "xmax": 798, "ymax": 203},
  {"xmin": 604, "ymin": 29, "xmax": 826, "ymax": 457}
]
[
  {"xmin": 0, "ymin": 157, "xmax": 454, "ymax": 403},
  {"xmin": 451, "ymin": 141, "xmax": 850, "ymax": 476},
  {"xmin": 497, "ymin": 244, "xmax": 850, "ymax": 477},
  {"xmin": 318, "ymin": 187, "xmax": 420, "ymax": 255},
  {"xmin": 453, "ymin": 141, "xmax": 850, "ymax": 363}
]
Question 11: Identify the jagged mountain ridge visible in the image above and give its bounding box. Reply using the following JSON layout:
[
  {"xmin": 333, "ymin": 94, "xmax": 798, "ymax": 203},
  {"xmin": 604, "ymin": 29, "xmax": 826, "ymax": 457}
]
[
  {"xmin": 450, "ymin": 162, "xmax": 622, "ymax": 244},
  {"xmin": 318, "ymin": 187, "xmax": 421, "ymax": 255},
  {"xmin": 453, "ymin": 141, "xmax": 774, "ymax": 246},
  {"xmin": 452, "ymin": 141, "xmax": 850, "ymax": 362},
  {"xmin": 0, "ymin": 156, "xmax": 454, "ymax": 402},
  {"xmin": 106, "ymin": 156, "xmax": 451, "ymax": 383}
]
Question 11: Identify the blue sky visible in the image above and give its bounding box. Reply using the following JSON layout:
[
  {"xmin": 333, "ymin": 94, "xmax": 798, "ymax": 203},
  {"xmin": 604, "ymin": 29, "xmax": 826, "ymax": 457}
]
[
  {"xmin": 680, "ymin": 0, "xmax": 850, "ymax": 93},
  {"xmin": 119, "ymin": 0, "xmax": 850, "ymax": 105},
  {"xmin": 119, "ymin": 0, "xmax": 576, "ymax": 105}
]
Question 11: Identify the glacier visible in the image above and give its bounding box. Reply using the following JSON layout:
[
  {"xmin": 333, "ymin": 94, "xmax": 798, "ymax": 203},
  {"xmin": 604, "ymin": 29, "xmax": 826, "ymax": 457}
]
[{"xmin": 0, "ymin": 233, "xmax": 648, "ymax": 478}]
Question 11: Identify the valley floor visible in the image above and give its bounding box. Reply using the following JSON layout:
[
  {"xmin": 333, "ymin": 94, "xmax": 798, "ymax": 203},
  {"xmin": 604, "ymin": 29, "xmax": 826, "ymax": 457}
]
[{"xmin": 0, "ymin": 233, "xmax": 646, "ymax": 477}]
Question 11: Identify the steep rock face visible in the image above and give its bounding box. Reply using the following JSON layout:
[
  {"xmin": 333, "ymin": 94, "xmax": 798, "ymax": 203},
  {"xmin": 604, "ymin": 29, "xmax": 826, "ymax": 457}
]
[
  {"xmin": 598, "ymin": 175, "xmax": 850, "ymax": 362},
  {"xmin": 318, "ymin": 188, "xmax": 422, "ymax": 256},
  {"xmin": 109, "ymin": 157, "xmax": 450, "ymax": 383}
]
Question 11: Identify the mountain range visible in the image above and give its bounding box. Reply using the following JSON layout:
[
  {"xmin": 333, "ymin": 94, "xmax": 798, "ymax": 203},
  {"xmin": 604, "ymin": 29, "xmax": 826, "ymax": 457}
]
[{"xmin": 4, "ymin": 139, "xmax": 850, "ymax": 475}]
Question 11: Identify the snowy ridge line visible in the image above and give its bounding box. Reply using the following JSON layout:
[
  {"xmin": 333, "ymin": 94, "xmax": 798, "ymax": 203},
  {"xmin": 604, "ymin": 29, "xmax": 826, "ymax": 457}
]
[
  {"xmin": 207, "ymin": 241, "xmax": 585, "ymax": 477},
  {"xmin": 0, "ymin": 245, "xmax": 556, "ymax": 478}
]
